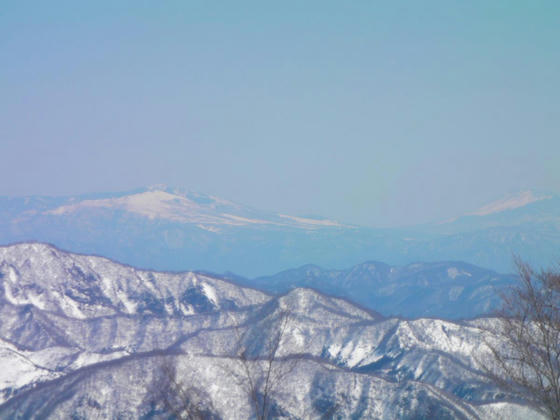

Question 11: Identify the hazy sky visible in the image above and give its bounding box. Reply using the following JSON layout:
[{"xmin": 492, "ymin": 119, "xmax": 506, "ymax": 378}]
[{"xmin": 1, "ymin": 1, "xmax": 559, "ymax": 227}]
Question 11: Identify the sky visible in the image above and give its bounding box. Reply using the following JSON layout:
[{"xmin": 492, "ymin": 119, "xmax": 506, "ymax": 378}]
[{"xmin": 1, "ymin": 1, "xmax": 559, "ymax": 227}]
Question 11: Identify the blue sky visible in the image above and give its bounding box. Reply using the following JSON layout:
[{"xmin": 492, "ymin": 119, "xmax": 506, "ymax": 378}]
[{"xmin": 1, "ymin": 1, "xmax": 559, "ymax": 227}]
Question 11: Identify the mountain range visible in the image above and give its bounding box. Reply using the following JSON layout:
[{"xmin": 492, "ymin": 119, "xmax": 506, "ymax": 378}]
[
  {"xmin": 0, "ymin": 243, "xmax": 543, "ymax": 419},
  {"xmin": 1, "ymin": 186, "xmax": 559, "ymax": 276},
  {"xmin": 235, "ymin": 260, "xmax": 516, "ymax": 320}
]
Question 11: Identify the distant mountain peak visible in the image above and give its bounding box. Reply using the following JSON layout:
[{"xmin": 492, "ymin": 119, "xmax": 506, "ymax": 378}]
[
  {"xmin": 41, "ymin": 187, "xmax": 343, "ymax": 230},
  {"xmin": 46, "ymin": 189, "xmax": 212, "ymax": 221},
  {"xmin": 467, "ymin": 190, "xmax": 553, "ymax": 216}
]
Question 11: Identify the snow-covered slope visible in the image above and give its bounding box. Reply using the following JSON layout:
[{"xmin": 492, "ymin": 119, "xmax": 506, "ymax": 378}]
[
  {"xmin": 28, "ymin": 186, "xmax": 343, "ymax": 230},
  {"xmin": 437, "ymin": 189, "xmax": 560, "ymax": 232},
  {"xmin": 467, "ymin": 190, "xmax": 552, "ymax": 216},
  {"xmin": 0, "ymin": 243, "xmax": 543, "ymax": 419},
  {"xmin": 0, "ymin": 242, "xmax": 268, "ymax": 319}
]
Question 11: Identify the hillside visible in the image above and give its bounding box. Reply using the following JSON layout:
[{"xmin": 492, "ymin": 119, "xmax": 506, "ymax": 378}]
[{"xmin": 0, "ymin": 243, "xmax": 542, "ymax": 419}]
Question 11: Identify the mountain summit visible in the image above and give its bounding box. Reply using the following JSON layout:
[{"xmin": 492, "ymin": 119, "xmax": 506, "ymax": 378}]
[
  {"xmin": 42, "ymin": 186, "xmax": 343, "ymax": 231},
  {"xmin": 435, "ymin": 189, "xmax": 560, "ymax": 235},
  {"xmin": 467, "ymin": 190, "xmax": 555, "ymax": 217}
]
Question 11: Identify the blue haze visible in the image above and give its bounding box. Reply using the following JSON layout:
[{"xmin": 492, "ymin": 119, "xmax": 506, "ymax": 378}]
[{"xmin": 1, "ymin": 1, "xmax": 559, "ymax": 227}]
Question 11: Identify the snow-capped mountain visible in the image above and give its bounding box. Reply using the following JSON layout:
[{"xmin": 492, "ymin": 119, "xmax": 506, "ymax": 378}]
[
  {"xmin": 240, "ymin": 260, "xmax": 516, "ymax": 319},
  {"xmin": 0, "ymin": 243, "xmax": 543, "ymax": 419},
  {"xmin": 0, "ymin": 186, "xmax": 351, "ymax": 276},
  {"xmin": 0, "ymin": 242, "xmax": 268, "ymax": 319},
  {"xmin": 1, "ymin": 187, "xmax": 559, "ymax": 275},
  {"xmin": 434, "ymin": 190, "xmax": 560, "ymax": 233},
  {"xmin": 12, "ymin": 185, "xmax": 343, "ymax": 231},
  {"xmin": 61, "ymin": 188, "xmax": 338, "ymax": 228},
  {"xmin": 467, "ymin": 190, "xmax": 552, "ymax": 216}
]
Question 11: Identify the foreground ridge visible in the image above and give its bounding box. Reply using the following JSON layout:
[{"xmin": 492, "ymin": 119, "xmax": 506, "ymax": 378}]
[{"xmin": 0, "ymin": 243, "xmax": 543, "ymax": 419}]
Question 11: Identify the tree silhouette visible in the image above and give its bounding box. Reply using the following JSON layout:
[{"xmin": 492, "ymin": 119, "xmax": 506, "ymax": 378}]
[
  {"xmin": 483, "ymin": 258, "xmax": 560, "ymax": 419},
  {"xmin": 230, "ymin": 308, "xmax": 301, "ymax": 420},
  {"xmin": 147, "ymin": 357, "xmax": 220, "ymax": 420}
]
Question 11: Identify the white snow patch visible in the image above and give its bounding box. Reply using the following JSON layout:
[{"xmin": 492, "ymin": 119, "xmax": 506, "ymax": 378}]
[
  {"xmin": 328, "ymin": 343, "xmax": 342, "ymax": 359},
  {"xmin": 3, "ymin": 283, "xmax": 19, "ymax": 306},
  {"xmin": 197, "ymin": 224, "xmax": 221, "ymax": 232},
  {"xmin": 477, "ymin": 402, "xmax": 546, "ymax": 420},
  {"xmin": 27, "ymin": 290, "xmax": 47, "ymax": 310},
  {"xmin": 58, "ymin": 292, "xmax": 87, "ymax": 319},
  {"xmin": 345, "ymin": 342, "xmax": 372, "ymax": 367},
  {"xmin": 449, "ymin": 286, "xmax": 464, "ymax": 301},
  {"xmin": 220, "ymin": 213, "xmax": 271, "ymax": 225},
  {"xmin": 116, "ymin": 289, "xmax": 137, "ymax": 314},
  {"xmin": 278, "ymin": 214, "xmax": 342, "ymax": 227},
  {"xmin": 0, "ymin": 346, "xmax": 57, "ymax": 397},
  {"xmin": 3, "ymin": 281, "xmax": 46, "ymax": 311},
  {"xmin": 7, "ymin": 266, "xmax": 18, "ymax": 284},
  {"xmin": 201, "ymin": 282, "xmax": 218, "ymax": 305},
  {"xmin": 290, "ymin": 327, "xmax": 305, "ymax": 347},
  {"xmin": 26, "ymin": 346, "xmax": 78, "ymax": 370},
  {"xmin": 70, "ymin": 351, "xmax": 128, "ymax": 370},
  {"xmin": 180, "ymin": 303, "xmax": 195, "ymax": 316},
  {"xmin": 469, "ymin": 190, "xmax": 551, "ymax": 216},
  {"xmin": 447, "ymin": 267, "xmax": 471, "ymax": 279}
]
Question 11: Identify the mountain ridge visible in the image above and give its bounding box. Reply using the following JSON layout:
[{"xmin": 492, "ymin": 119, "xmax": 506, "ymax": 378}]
[
  {"xmin": 242, "ymin": 259, "xmax": 515, "ymax": 320},
  {"xmin": 1, "ymin": 187, "xmax": 559, "ymax": 276},
  {"xmin": 0, "ymin": 242, "xmax": 543, "ymax": 419}
]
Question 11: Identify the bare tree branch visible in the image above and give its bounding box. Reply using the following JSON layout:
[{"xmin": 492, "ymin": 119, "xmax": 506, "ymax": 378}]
[
  {"xmin": 226, "ymin": 306, "xmax": 310, "ymax": 420},
  {"xmin": 482, "ymin": 258, "xmax": 560, "ymax": 419},
  {"xmin": 146, "ymin": 357, "xmax": 220, "ymax": 420}
]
